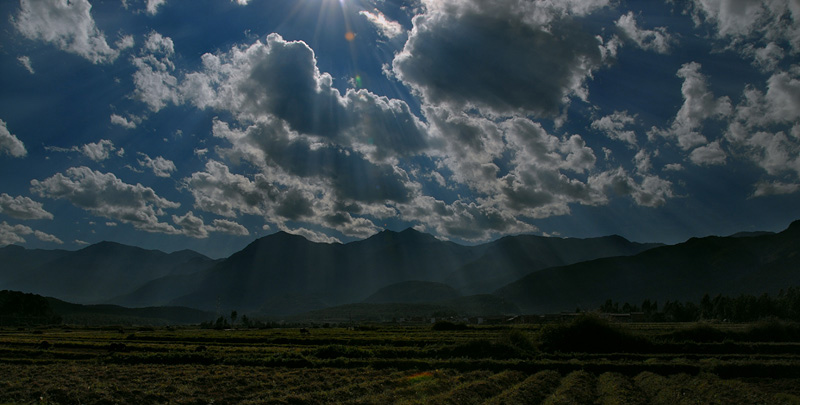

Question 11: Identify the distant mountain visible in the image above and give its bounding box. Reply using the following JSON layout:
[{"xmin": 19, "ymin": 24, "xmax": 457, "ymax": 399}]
[
  {"xmin": 3, "ymin": 241, "xmax": 217, "ymax": 304},
  {"xmin": 495, "ymin": 221, "xmax": 799, "ymax": 314},
  {"xmin": 0, "ymin": 245, "xmax": 71, "ymax": 285},
  {"xmin": 364, "ymin": 281, "xmax": 461, "ymax": 304},
  {"xmin": 444, "ymin": 234, "xmax": 662, "ymax": 294},
  {"xmin": 0, "ymin": 290, "xmax": 212, "ymax": 326},
  {"xmin": 169, "ymin": 229, "xmax": 483, "ymax": 312}
]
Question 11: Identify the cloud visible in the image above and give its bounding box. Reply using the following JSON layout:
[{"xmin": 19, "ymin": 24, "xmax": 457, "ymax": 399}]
[
  {"xmin": 110, "ymin": 114, "xmax": 138, "ymax": 129},
  {"xmin": 132, "ymin": 32, "xmax": 180, "ymax": 111},
  {"xmin": 690, "ymin": 0, "xmax": 799, "ymax": 58},
  {"xmin": 146, "ymin": 0, "xmax": 167, "ymax": 15},
  {"xmin": 30, "ymin": 166, "xmax": 180, "ymax": 234},
  {"xmin": 179, "ymin": 33, "xmax": 428, "ymax": 162},
  {"xmin": 360, "ymin": 10, "xmax": 404, "ymax": 39},
  {"xmin": 17, "ymin": 56, "xmax": 35, "ymax": 74},
  {"xmin": 183, "ymin": 160, "xmax": 277, "ymax": 218},
  {"xmin": 0, "ymin": 221, "xmax": 61, "ymax": 245},
  {"xmin": 34, "ymin": 230, "xmax": 63, "ymax": 244},
  {"xmin": 650, "ymin": 62, "xmax": 731, "ymax": 151},
  {"xmin": 13, "ymin": 0, "xmax": 121, "ymax": 64},
  {"xmin": 615, "ymin": 11, "xmax": 675, "ymax": 53},
  {"xmin": 591, "ymin": 111, "xmax": 638, "ymax": 146},
  {"xmin": 751, "ymin": 180, "xmax": 799, "ymax": 197},
  {"xmin": 689, "ymin": 141, "xmax": 726, "ymax": 166},
  {"xmin": 137, "ymin": 153, "xmax": 177, "ymax": 177},
  {"xmin": 392, "ymin": 0, "xmax": 608, "ymax": 117},
  {"xmin": 0, "ymin": 193, "xmax": 53, "ymax": 220},
  {"xmin": 81, "ymin": 140, "xmax": 117, "ymax": 161},
  {"xmin": 209, "ymin": 219, "xmax": 249, "ymax": 236},
  {"xmin": 587, "ymin": 168, "xmax": 673, "ymax": 207},
  {"xmin": 0, "ymin": 119, "xmax": 27, "ymax": 158},
  {"xmin": 725, "ymin": 69, "xmax": 799, "ymax": 175}
]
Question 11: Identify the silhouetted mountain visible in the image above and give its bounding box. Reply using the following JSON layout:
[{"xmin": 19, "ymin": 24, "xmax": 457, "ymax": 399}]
[
  {"xmin": 170, "ymin": 229, "xmax": 483, "ymax": 312},
  {"xmin": 444, "ymin": 234, "xmax": 662, "ymax": 294},
  {"xmin": 495, "ymin": 221, "xmax": 799, "ymax": 314},
  {"xmin": 4, "ymin": 241, "xmax": 216, "ymax": 304},
  {"xmin": 0, "ymin": 245, "xmax": 71, "ymax": 285},
  {"xmin": 0, "ymin": 290, "xmax": 212, "ymax": 326},
  {"xmin": 364, "ymin": 281, "xmax": 461, "ymax": 304}
]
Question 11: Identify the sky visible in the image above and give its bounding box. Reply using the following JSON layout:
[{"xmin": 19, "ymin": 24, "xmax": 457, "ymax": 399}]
[{"xmin": 0, "ymin": 0, "xmax": 801, "ymax": 258}]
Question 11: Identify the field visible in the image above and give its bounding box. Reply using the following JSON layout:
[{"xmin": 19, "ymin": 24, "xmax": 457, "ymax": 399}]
[{"xmin": 0, "ymin": 320, "xmax": 799, "ymax": 404}]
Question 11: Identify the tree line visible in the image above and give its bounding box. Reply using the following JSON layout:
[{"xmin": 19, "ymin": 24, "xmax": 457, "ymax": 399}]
[{"xmin": 596, "ymin": 287, "xmax": 799, "ymax": 322}]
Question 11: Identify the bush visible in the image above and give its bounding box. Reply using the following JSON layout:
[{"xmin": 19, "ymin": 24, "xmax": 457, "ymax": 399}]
[
  {"xmin": 663, "ymin": 323, "xmax": 729, "ymax": 343},
  {"xmin": 432, "ymin": 321, "xmax": 468, "ymax": 331},
  {"xmin": 743, "ymin": 319, "xmax": 799, "ymax": 342},
  {"xmin": 539, "ymin": 315, "xmax": 650, "ymax": 353}
]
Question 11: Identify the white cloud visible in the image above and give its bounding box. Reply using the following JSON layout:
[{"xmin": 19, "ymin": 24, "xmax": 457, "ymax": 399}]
[
  {"xmin": 751, "ymin": 180, "xmax": 799, "ymax": 197},
  {"xmin": 81, "ymin": 139, "xmax": 117, "ymax": 161},
  {"xmin": 132, "ymin": 32, "xmax": 180, "ymax": 111},
  {"xmin": 13, "ymin": 0, "xmax": 121, "ymax": 64},
  {"xmin": 650, "ymin": 62, "xmax": 731, "ymax": 154},
  {"xmin": 31, "ymin": 166, "xmax": 181, "ymax": 234},
  {"xmin": 360, "ymin": 10, "xmax": 404, "ymax": 39},
  {"xmin": 615, "ymin": 11, "xmax": 675, "ymax": 53},
  {"xmin": 110, "ymin": 114, "xmax": 138, "ymax": 129},
  {"xmin": 591, "ymin": 111, "xmax": 637, "ymax": 146},
  {"xmin": 17, "ymin": 56, "xmax": 35, "ymax": 74},
  {"xmin": 726, "ymin": 69, "xmax": 799, "ymax": 176},
  {"xmin": 0, "ymin": 193, "xmax": 53, "ymax": 220},
  {"xmin": 137, "ymin": 153, "xmax": 177, "ymax": 177},
  {"xmin": 0, "ymin": 222, "xmax": 32, "ymax": 245},
  {"xmin": 689, "ymin": 141, "xmax": 727, "ymax": 166},
  {"xmin": 0, "ymin": 221, "xmax": 61, "ymax": 245},
  {"xmin": 209, "ymin": 218, "xmax": 249, "ymax": 236},
  {"xmin": 33, "ymin": 230, "xmax": 63, "ymax": 244},
  {"xmin": 146, "ymin": 0, "xmax": 167, "ymax": 15},
  {"xmin": 690, "ymin": 0, "xmax": 799, "ymax": 57},
  {"xmin": 0, "ymin": 119, "xmax": 27, "ymax": 158}
]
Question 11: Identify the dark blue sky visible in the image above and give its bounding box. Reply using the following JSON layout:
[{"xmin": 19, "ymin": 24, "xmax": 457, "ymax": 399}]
[{"xmin": 0, "ymin": 0, "xmax": 800, "ymax": 258}]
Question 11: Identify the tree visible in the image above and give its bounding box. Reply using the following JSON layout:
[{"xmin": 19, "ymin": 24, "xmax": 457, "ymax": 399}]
[{"xmin": 230, "ymin": 310, "xmax": 238, "ymax": 326}]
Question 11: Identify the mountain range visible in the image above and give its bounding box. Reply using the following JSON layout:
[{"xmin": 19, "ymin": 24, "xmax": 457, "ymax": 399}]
[{"xmin": 0, "ymin": 221, "xmax": 799, "ymax": 321}]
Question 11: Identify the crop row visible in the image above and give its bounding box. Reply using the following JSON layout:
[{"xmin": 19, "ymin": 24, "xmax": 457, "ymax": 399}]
[{"xmin": 0, "ymin": 363, "xmax": 798, "ymax": 405}]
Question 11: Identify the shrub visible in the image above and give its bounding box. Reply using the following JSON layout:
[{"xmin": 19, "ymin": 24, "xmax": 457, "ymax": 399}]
[
  {"xmin": 662, "ymin": 323, "xmax": 729, "ymax": 343},
  {"xmin": 539, "ymin": 315, "xmax": 650, "ymax": 353},
  {"xmin": 432, "ymin": 321, "xmax": 468, "ymax": 331},
  {"xmin": 743, "ymin": 319, "xmax": 799, "ymax": 342}
]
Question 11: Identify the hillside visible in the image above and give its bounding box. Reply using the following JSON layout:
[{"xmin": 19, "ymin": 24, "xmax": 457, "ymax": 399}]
[
  {"xmin": 4, "ymin": 242, "xmax": 217, "ymax": 304},
  {"xmin": 363, "ymin": 281, "xmax": 461, "ymax": 304},
  {"xmin": 495, "ymin": 221, "xmax": 800, "ymax": 313}
]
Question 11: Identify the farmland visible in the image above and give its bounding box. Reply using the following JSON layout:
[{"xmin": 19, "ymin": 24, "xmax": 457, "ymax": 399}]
[{"xmin": 0, "ymin": 319, "xmax": 799, "ymax": 404}]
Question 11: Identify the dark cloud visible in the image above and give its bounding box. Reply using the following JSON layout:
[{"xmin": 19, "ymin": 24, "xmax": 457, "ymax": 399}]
[{"xmin": 393, "ymin": 3, "xmax": 604, "ymax": 117}]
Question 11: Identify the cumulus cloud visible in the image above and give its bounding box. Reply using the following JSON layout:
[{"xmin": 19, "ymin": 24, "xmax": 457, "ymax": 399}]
[
  {"xmin": 0, "ymin": 119, "xmax": 27, "ymax": 158},
  {"xmin": 81, "ymin": 139, "xmax": 117, "ymax": 161},
  {"xmin": 132, "ymin": 32, "xmax": 180, "ymax": 111},
  {"xmin": 588, "ymin": 168, "xmax": 674, "ymax": 207},
  {"xmin": 31, "ymin": 166, "xmax": 180, "ymax": 234},
  {"xmin": 137, "ymin": 153, "xmax": 177, "ymax": 177},
  {"xmin": 0, "ymin": 221, "xmax": 61, "ymax": 245},
  {"xmin": 0, "ymin": 193, "xmax": 53, "ymax": 220},
  {"xmin": 689, "ymin": 141, "xmax": 727, "ymax": 166},
  {"xmin": 392, "ymin": 0, "xmax": 608, "ymax": 117},
  {"xmin": 651, "ymin": 62, "xmax": 731, "ymax": 151},
  {"xmin": 110, "ymin": 114, "xmax": 138, "ymax": 129},
  {"xmin": 13, "ymin": 0, "xmax": 121, "ymax": 64},
  {"xmin": 591, "ymin": 111, "xmax": 638, "ymax": 146},
  {"xmin": 179, "ymin": 33, "xmax": 428, "ymax": 162},
  {"xmin": 360, "ymin": 10, "xmax": 404, "ymax": 39},
  {"xmin": 690, "ymin": 0, "xmax": 799, "ymax": 59},
  {"xmin": 615, "ymin": 11, "xmax": 675, "ymax": 53},
  {"xmin": 725, "ymin": 69, "xmax": 799, "ymax": 175},
  {"xmin": 751, "ymin": 180, "xmax": 799, "ymax": 197},
  {"xmin": 17, "ymin": 56, "xmax": 35, "ymax": 74},
  {"xmin": 146, "ymin": 0, "xmax": 167, "ymax": 15},
  {"xmin": 209, "ymin": 218, "xmax": 249, "ymax": 235}
]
